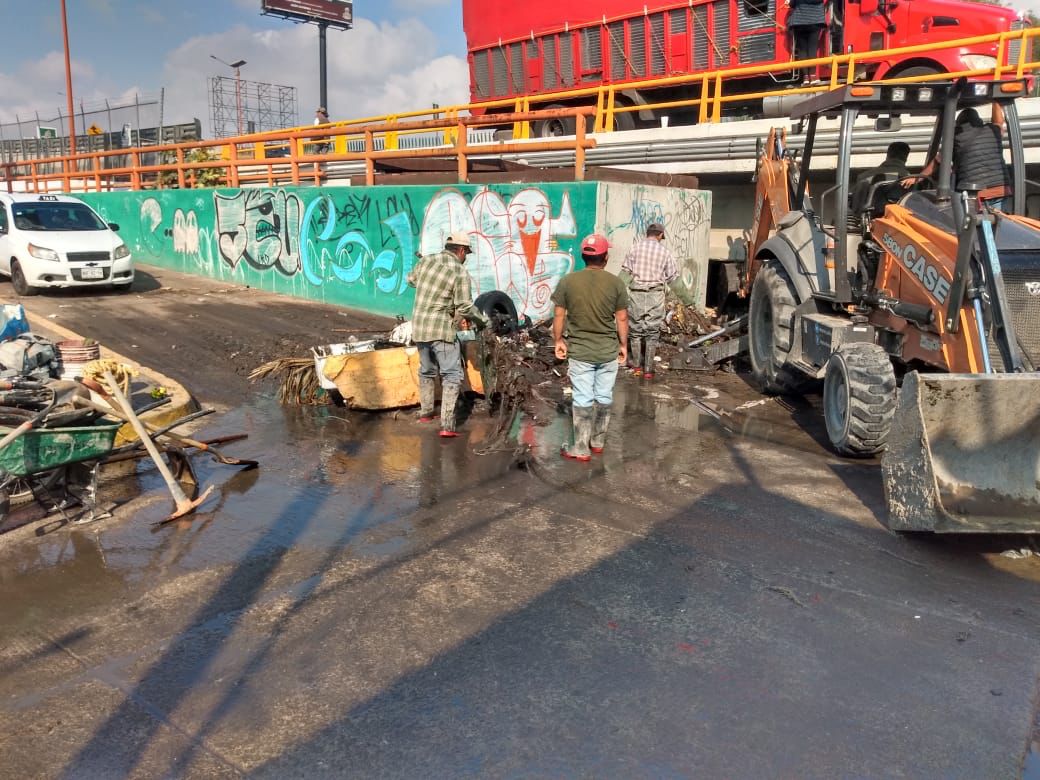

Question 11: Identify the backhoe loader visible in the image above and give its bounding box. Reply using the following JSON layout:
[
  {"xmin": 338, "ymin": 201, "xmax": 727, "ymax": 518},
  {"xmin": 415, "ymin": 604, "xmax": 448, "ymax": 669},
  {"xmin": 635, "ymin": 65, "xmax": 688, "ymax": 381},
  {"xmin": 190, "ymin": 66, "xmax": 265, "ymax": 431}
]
[{"xmin": 744, "ymin": 78, "xmax": 1040, "ymax": 532}]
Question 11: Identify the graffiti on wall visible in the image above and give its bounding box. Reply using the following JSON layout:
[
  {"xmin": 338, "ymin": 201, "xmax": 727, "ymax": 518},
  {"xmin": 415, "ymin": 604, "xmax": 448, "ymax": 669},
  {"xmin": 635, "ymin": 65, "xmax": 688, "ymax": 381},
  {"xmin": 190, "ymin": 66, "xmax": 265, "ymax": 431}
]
[
  {"xmin": 419, "ymin": 188, "xmax": 577, "ymax": 321},
  {"xmin": 122, "ymin": 185, "xmax": 588, "ymax": 321},
  {"xmin": 215, "ymin": 190, "xmax": 302, "ymax": 275}
]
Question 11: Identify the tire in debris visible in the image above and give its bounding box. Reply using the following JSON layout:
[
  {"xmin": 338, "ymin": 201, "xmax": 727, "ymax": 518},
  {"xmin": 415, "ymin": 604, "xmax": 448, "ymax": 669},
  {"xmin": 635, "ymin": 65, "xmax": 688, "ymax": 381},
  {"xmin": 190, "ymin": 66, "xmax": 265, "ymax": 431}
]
[
  {"xmin": 474, "ymin": 291, "xmax": 519, "ymax": 334},
  {"xmin": 748, "ymin": 260, "xmax": 809, "ymax": 394},
  {"xmin": 822, "ymin": 342, "xmax": 897, "ymax": 457}
]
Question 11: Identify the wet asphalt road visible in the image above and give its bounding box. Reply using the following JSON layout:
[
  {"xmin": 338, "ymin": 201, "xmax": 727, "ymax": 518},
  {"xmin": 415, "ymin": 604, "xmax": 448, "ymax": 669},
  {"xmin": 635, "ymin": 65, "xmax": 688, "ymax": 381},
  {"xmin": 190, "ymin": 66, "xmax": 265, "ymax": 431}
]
[{"xmin": 0, "ymin": 268, "xmax": 1039, "ymax": 778}]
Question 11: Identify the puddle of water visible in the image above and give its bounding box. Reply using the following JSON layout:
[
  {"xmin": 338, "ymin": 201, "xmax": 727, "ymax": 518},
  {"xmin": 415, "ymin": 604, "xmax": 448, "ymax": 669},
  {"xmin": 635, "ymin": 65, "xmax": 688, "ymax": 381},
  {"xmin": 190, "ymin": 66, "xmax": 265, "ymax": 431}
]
[{"xmin": 0, "ymin": 393, "xmax": 518, "ymax": 633}]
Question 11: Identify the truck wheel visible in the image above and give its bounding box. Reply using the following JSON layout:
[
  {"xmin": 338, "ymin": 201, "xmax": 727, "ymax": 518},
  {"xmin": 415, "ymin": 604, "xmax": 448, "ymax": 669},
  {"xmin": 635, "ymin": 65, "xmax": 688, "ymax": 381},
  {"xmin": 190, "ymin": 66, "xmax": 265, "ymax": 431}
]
[
  {"xmin": 10, "ymin": 262, "xmax": 37, "ymax": 297},
  {"xmin": 534, "ymin": 104, "xmax": 576, "ymax": 138},
  {"xmin": 748, "ymin": 261, "xmax": 806, "ymax": 393},
  {"xmin": 823, "ymin": 342, "xmax": 897, "ymax": 457}
]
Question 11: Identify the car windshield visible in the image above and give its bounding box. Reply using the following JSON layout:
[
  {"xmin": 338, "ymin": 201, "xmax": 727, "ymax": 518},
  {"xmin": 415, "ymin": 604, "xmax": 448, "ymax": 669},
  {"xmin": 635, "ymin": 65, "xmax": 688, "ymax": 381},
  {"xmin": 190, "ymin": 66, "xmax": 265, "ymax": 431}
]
[{"xmin": 11, "ymin": 202, "xmax": 107, "ymax": 232}]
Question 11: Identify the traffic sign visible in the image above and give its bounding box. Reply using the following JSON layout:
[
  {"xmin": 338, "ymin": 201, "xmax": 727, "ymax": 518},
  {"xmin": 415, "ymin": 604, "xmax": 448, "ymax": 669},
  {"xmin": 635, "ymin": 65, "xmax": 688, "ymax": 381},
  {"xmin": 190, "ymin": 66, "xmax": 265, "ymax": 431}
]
[
  {"xmin": 87, "ymin": 124, "xmax": 103, "ymax": 136},
  {"xmin": 37, "ymin": 127, "xmax": 56, "ymax": 139}
]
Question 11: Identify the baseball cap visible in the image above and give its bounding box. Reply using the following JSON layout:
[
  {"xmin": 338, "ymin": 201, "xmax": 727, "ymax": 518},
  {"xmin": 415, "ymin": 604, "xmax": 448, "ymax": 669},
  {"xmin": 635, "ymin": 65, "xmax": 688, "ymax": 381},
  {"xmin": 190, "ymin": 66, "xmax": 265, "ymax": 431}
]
[
  {"xmin": 647, "ymin": 222, "xmax": 665, "ymax": 236},
  {"xmin": 580, "ymin": 234, "xmax": 610, "ymax": 256},
  {"xmin": 445, "ymin": 233, "xmax": 473, "ymax": 252}
]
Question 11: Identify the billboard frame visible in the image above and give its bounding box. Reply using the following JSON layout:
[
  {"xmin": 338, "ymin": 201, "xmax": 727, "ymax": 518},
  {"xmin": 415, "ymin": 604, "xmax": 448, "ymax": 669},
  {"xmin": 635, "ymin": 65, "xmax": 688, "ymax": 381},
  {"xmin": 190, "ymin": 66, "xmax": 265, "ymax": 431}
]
[{"xmin": 260, "ymin": 0, "xmax": 353, "ymax": 31}]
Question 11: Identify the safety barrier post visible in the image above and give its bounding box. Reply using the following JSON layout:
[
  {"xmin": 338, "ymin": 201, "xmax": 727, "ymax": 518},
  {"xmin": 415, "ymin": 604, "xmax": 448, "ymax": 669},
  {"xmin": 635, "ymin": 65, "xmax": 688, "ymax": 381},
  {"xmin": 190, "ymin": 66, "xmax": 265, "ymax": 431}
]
[
  {"xmin": 698, "ymin": 76, "xmax": 710, "ymax": 124},
  {"xmin": 605, "ymin": 89, "xmax": 616, "ymax": 134},
  {"xmin": 385, "ymin": 115, "xmax": 399, "ymax": 151},
  {"xmin": 575, "ymin": 113, "xmax": 587, "ymax": 180},
  {"xmin": 174, "ymin": 148, "xmax": 185, "ymax": 190},
  {"xmin": 228, "ymin": 142, "xmax": 240, "ymax": 188},
  {"xmin": 711, "ymin": 74, "xmax": 723, "ymax": 123},
  {"xmin": 996, "ymin": 37, "xmax": 1007, "ymax": 80},
  {"xmin": 289, "ymin": 133, "xmax": 301, "ymax": 186},
  {"xmin": 131, "ymin": 150, "xmax": 141, "ymax": 191},
  {"xmin": 91, "ymin": 153, "xmax": 101, "ymax": 192},
  {"xmin": 457, "ymin": 120, "xmax": 468, "ymax": 183},
  {"xmin": 594, "ymin": 88, "xmax": 606, "ymax": 133},
  {"xmin": 364, "ymin": 129, "xmax": 375, "ymax": 186},
  {"xmin": 520, "ymin": 97, "xmax": 532, "ymax": 140}
]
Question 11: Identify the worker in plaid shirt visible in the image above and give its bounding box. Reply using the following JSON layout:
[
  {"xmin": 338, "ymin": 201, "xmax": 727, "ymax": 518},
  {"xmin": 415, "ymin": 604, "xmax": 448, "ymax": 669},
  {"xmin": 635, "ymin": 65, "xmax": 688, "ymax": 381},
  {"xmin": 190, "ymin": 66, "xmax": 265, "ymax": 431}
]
[
  {"xmin": 407, "ymin": 234, "xmax": 487, "ymax": 438},
  {"xmin": 622, "ymin": 223, "xmax": 679, "ymax": 380}
]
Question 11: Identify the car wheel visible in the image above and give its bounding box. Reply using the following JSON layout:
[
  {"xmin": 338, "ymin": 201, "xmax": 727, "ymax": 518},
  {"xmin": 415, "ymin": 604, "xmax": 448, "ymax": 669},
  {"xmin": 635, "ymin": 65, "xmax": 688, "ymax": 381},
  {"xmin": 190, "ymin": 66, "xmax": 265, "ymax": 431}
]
[{"xmin": 10, "ymin": 262, "xmax": 37, "ymax": 297}]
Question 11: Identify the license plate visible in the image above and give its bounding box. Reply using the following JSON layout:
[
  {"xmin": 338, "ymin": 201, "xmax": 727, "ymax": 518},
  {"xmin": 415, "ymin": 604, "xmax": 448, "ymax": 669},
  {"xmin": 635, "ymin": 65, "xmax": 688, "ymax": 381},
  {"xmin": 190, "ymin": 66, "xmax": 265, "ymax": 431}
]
[{"xmin": 80, "ymin": 267, "xmax": 104, "ymax": 280}]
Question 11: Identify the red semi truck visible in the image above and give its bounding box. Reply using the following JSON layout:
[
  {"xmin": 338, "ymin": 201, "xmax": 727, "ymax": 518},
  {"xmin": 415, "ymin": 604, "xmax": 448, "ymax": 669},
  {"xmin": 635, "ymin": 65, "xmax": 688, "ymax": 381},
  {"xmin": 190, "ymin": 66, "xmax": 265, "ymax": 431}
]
[{"xmin": 462, "ymin": 0, "xmax": 1022, "ymax": 134}]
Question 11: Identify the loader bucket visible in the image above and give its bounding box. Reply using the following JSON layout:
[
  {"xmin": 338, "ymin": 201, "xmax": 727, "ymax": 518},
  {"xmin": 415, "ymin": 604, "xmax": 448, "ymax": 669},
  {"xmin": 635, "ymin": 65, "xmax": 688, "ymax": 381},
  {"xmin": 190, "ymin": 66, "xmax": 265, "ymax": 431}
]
[{"xmin": 881, "ymin": 372, "xmax": 1040, "ymax": 533}]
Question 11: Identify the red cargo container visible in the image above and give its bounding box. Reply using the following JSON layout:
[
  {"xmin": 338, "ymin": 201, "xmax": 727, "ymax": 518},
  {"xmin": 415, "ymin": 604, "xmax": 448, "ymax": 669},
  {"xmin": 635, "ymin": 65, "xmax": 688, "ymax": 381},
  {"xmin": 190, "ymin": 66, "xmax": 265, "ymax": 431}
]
[{"xmin": 463, "ymin": 0, "xmax": 1021, "ymax": 134}]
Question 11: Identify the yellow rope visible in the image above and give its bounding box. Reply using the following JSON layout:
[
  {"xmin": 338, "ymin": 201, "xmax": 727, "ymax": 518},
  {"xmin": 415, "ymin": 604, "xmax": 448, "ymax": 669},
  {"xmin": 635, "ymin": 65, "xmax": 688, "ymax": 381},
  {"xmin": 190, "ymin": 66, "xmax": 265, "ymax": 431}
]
[{"xmin": 82, "ymin": 359, "xmax": 137, "ymax": 395}]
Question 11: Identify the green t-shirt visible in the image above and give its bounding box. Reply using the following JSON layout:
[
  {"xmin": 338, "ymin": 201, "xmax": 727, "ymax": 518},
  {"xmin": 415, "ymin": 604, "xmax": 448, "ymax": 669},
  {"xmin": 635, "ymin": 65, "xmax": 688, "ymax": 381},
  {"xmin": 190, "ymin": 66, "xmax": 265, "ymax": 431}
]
[{"xmin": 551, "ymin": 268, "xmax": 629, "ymax": 363}]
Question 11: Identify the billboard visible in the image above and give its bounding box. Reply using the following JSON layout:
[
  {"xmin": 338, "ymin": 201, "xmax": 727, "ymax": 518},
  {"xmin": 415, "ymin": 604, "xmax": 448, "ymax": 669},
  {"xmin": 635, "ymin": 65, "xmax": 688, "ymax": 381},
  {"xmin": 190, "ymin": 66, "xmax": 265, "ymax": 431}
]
[{"xmin": 261, "ymin": 0, "xmax": 353, "ymax": 29}]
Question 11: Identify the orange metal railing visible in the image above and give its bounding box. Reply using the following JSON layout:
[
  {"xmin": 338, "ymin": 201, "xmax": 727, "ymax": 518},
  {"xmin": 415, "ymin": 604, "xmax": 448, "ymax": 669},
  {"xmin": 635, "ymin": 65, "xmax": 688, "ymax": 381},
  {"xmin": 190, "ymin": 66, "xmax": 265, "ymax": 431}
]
[
  {"xmin": 3, "ymin": 28, "xmax": 1040, "ymax": 194},
  {"xmin": 0, "ymin": 110, "xmax": 595, "ymax": 194}
]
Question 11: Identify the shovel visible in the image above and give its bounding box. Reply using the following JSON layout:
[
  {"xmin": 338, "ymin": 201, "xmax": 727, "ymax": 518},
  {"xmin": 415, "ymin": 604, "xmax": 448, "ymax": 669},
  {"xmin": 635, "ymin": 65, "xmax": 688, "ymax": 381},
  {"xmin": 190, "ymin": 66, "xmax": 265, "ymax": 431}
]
[
  {"xmin": 73, "ymin": 396, "xmax": 258, "ymax": 469},
  {"xmin": 100, "ymin": 368, "xmax": 213, "ymax": 522}
]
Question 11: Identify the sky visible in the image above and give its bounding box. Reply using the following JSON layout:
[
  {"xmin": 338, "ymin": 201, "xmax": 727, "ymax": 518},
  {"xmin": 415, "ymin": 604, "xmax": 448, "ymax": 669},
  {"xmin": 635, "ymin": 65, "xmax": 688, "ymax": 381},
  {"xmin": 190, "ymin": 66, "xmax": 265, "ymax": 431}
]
[{"xmin": 0, "ymin": 0, "xmax": 470, "ymax": 135}]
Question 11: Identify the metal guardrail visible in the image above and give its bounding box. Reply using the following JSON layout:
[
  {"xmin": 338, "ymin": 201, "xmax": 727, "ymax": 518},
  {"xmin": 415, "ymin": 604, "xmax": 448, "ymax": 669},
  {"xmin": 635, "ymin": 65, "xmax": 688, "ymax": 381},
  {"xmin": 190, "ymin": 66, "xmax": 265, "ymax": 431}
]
[
  {"xmin": 0, "ymin": 110, "xmax": 594, "ymax": 194},
  {"xmin": 2, "ymin": 29, "xmax": 1039, "ymax": 193}
]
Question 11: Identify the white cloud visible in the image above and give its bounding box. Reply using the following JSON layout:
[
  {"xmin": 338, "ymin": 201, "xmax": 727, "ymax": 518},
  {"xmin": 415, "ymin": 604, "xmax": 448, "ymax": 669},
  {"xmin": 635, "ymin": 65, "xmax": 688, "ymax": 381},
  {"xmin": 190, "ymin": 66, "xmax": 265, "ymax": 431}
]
[
  {"xmin": 0, "ymin": 52, "xmax": 99, "ymax": 125},
  {"xmin": 160, "ymin": 18, "xmax": 470, "ymax": 135}
]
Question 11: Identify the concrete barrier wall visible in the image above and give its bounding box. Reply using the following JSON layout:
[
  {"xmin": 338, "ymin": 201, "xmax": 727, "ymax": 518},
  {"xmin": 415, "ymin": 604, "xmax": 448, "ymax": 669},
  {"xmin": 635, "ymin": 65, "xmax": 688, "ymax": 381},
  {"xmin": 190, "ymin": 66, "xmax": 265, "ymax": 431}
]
[
  {"xmin": 80, "ymin": 182, "xmax": 711, "ymax": 320},
  {"xmin": 597, "ymin": 183, "xmax": 712, "ymax": 309}
]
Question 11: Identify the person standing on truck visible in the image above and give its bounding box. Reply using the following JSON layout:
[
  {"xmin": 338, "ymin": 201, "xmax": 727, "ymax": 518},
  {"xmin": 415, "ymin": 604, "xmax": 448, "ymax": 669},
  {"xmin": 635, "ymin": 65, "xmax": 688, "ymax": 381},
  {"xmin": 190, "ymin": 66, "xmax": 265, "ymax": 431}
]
[
  {"xmin": 952, "ymin": 107, "xmax": 1011, "ymax": 210},
  {"xmin": 785, "ymin": 0, "xmax": 827, "ymax": 82},
  {"xmin": 622, "ymin": 223, "xmax": 679, "ymax": 380},
  {"xmin": 912, "ymin": 106, "xmax": 1011, "ymax": 210},
  {"xmin": 552, "ymin": 235, "xmax": 629, "ymax": 461},
  {"xmin": 407, "ymin": 235, "xmax": 488, "ymax": 439}
]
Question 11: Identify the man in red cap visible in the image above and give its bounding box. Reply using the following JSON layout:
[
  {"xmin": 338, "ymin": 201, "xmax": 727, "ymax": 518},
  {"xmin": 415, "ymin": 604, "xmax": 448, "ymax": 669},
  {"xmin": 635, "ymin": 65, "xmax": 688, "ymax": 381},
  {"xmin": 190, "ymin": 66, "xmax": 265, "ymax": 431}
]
[
  {"xmin": 622, "ymin": 222, "xmax": 678, "ymax": 380},
  {"xmin": 551, "ymin": 234, "xmax": 629, "ymax": 461}
]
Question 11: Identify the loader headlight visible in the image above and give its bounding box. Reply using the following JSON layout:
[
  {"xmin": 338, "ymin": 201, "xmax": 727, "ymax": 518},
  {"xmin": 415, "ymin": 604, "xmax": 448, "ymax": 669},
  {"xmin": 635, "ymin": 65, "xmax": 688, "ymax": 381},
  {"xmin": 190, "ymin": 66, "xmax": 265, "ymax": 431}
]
[
  {"xmin": 27, "ymin": 243, "xmax": 59, "ymax": 262},
  {"xmin": 113, "ymin": 243, "xmax": 130, "ymax": 259},
  {"xmin": 961, "ymin": 54, "xmax": 997, "ymax": 71}
]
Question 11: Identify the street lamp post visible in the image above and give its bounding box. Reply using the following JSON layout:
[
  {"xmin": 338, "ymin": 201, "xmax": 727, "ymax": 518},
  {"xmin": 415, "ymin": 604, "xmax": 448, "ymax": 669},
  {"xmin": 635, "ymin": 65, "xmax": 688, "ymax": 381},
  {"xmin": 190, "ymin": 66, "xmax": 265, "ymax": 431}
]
[
  {"xmin": 210, "ymin": 55, "xmax": 248, "ymax": 136},
  {"xmin": 60, "ymin": 0, "xmax": 76, "ymax": 161}
]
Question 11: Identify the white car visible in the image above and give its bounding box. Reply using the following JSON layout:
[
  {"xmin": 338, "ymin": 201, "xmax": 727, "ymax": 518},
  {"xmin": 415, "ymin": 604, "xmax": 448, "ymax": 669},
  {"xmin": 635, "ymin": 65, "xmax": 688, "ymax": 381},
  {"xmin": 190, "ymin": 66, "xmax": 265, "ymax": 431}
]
[{"xmin": 0, "ymin": 193, "xmax": 133, "ymax": 295}]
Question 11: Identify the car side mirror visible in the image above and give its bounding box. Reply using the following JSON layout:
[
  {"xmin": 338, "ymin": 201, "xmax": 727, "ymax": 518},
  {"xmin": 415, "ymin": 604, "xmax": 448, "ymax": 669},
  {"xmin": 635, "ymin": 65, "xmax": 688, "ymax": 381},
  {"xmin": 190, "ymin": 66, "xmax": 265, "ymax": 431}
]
[
  {"xmin": 875, "ymin": 116, "xmax": 902, "ymax": 132},
  {"xmin": 108, "ymin": 222, "xmax": 120, "ymax": 232}
]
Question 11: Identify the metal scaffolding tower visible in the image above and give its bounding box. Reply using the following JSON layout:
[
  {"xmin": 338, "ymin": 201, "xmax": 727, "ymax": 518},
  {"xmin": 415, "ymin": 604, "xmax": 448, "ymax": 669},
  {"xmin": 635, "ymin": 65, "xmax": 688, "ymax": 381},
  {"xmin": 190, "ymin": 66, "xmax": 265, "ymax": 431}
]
[{"xmin": 208, "ymin": 76, "xmax": 298, "ymax": 138}]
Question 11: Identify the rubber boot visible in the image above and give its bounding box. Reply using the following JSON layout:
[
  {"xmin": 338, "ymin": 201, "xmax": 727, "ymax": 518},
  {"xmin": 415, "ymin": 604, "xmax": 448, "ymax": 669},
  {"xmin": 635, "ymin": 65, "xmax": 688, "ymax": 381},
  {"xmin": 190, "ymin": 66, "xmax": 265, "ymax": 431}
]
[
  {"xmin": 561, "ymin": 405, "xmax": 594, "ymax": 461},
  {"xmin": 590, "ymin": 402, "xmax": 612, "ymax": 454},
  {"xmin": 418, "ymin": 377, "xmax": 437, "ymax": 422},
  {"xmin": 629, "ymin": 337, "xmax": 644, "ymax": 377},
  {"xmin": 439, "ymin": 382, "xmax": 461, "ymax": 438},
  {"xmin": 643, "ymin": 340, "xmax": 658, "ymax": 380}
]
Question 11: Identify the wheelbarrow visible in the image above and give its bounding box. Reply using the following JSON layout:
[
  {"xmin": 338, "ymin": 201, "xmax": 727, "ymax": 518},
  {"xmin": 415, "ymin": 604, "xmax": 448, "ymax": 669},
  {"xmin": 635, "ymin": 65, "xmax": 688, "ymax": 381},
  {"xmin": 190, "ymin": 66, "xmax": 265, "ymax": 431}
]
[{"xmin": 0, "ymin": 419, "xmax": 122, "ymax": 526}]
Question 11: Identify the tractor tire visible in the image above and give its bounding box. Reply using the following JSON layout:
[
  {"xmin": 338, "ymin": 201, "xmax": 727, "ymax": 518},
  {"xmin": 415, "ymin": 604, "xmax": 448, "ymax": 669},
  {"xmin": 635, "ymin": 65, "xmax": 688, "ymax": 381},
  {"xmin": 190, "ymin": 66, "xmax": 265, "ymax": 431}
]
[
  {"xmin": 822, "ymin": 342, "xmax": 897, "ymax": 457},
  {"xmin": 10, "ymin": 262, "xmax": 37, "ymax": 297},
  {"xmin": 748, "ymin": 260, "xmax": 808, "ymax": 394}
]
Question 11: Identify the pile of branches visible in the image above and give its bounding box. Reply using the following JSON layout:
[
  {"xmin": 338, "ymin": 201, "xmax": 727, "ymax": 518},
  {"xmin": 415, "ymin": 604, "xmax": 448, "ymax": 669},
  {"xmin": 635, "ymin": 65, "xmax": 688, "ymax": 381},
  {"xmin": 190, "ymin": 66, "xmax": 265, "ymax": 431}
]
[{"xmin": 249, "ymin": 358, "xmax": 325, "ymax": 405}]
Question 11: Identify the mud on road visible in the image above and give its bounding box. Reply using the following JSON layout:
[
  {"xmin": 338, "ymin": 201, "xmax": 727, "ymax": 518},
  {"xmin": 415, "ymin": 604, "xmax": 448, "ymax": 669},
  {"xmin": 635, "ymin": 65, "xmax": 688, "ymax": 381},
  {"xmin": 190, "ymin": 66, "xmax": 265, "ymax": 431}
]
[
  {"xmin": 0, "ymin": 265, "xmax": 1038, "ymax": 777},
  {"xmin": 2, "ymin": 265, "xmax": 396, "ymax": 406}
]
